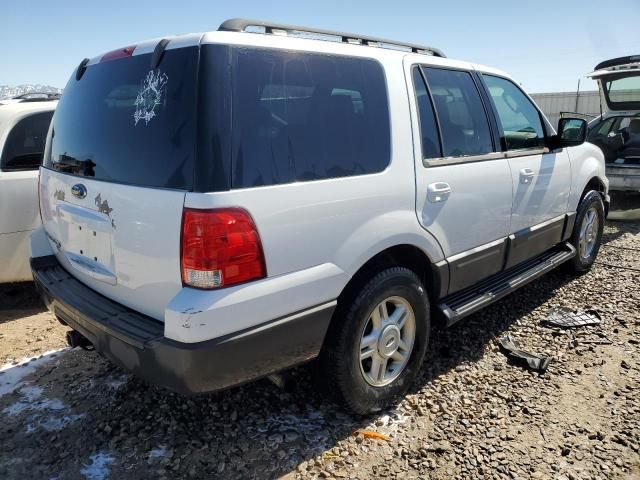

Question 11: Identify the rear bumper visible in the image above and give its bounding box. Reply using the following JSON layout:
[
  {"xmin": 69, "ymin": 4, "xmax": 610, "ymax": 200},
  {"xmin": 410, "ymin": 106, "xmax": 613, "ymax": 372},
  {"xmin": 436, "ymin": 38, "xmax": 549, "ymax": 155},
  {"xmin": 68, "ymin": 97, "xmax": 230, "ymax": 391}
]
[
  {"xmin": 31, "ymin": 255, "xmax": 335, "ymax": 394},
  {"xmin": 606, "ymin": 164, "xmax": 640, "ymax": 191}
]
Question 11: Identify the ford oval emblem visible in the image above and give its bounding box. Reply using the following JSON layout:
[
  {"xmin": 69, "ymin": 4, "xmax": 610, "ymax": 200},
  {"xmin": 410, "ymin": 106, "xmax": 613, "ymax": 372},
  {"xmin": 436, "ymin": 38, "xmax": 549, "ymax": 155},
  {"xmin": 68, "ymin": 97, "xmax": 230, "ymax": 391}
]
[{"xmin": 71, "ymin": 184, "xmax": 87, "ymax": 199}]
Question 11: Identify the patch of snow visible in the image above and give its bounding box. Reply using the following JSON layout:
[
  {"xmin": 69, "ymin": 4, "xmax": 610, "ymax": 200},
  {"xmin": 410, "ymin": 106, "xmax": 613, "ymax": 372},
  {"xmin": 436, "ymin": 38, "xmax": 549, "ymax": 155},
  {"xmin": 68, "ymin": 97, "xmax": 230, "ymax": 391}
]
[
  {"xmin": 0, "ymin": 348, "xmax": 69, "ymax": 398},
  {"xmin": 3, "ymin": 364, "xmax": 84, "ymax": 433},
  {"xmin": 148, "ymin": 446, "xmax": 167, "ymax": 460},
  {"xmin": 106, "ymin": 374, "xmax": 130, "ymax": 390},
  {"xmin": 80, "ymin": 453, "xmax": 114, "ymax": 480},
  {"xmin": 26, "ymin": 413, "xmax": 85, "ymax": 433}
]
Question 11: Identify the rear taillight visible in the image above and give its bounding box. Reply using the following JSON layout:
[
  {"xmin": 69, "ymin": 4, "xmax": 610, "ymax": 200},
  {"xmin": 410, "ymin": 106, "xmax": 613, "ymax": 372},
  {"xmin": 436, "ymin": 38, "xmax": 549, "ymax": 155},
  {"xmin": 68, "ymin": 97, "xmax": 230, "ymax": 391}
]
[{"xmin": 181, "ymin": 208, "xmax": 266, "ymax": 289}]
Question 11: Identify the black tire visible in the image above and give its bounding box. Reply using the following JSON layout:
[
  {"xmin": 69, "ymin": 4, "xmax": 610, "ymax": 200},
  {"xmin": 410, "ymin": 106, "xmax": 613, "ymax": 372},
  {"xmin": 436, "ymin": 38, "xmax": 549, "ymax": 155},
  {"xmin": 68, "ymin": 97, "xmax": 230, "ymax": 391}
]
[
  {"xmin": 318, "ymin": 267, "xmax": 430, "ymax": 414},
  {"xmin": 566, "ymin": 190, "xmax": 605, "ymax": 273}
]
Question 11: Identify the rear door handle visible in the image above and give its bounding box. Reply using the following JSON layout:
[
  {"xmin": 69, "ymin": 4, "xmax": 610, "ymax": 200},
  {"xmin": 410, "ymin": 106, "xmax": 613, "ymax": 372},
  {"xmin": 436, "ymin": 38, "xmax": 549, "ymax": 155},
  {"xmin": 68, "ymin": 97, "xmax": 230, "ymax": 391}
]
[
  {"xmin": 427, "ymin": 182, "xmax": 451, "ymax": 203},
  {"xmin": 519, "ymin": 168, "xmax": 535, "ymax": 184}
]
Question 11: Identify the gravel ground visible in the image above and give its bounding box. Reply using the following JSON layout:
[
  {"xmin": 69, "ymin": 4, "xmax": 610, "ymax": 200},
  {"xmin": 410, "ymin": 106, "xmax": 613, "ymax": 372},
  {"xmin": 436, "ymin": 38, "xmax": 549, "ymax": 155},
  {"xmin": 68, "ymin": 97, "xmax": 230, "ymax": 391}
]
[{"xmin": 0, "ymin": 219, "xmax": 638, "ymax": 480}]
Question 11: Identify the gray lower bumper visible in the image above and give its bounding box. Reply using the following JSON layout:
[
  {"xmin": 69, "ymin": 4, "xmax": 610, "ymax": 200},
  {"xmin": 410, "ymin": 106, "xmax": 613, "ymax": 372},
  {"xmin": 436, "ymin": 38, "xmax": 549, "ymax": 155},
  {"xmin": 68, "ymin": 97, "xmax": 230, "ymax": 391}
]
[
  {"xmin": 606, "ymin": 165, "xmax": 640, "ymax": 192},
  {"xmin": 31, "ymin": 255, "xmax": 334, "ymax": 394}
]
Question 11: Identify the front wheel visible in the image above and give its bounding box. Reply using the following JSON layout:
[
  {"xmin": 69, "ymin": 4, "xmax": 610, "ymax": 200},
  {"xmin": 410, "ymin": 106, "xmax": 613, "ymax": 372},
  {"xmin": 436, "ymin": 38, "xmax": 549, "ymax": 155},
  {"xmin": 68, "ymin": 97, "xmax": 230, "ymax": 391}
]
[
  {"xmin": 567, "ymin": 190, "xmax": 605, "ymax": 273},
  {"xmin": 318, "ymin": 268, "xmax": 430, "ymax": 414}
]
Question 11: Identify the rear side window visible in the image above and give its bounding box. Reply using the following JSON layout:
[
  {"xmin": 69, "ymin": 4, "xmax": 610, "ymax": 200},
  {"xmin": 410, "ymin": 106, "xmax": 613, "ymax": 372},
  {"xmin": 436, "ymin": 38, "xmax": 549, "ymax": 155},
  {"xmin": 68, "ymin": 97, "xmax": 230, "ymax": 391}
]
[
  {"xmin": 1, "ymin": 111, "xmax": 53, "ymax": 171},
  {"xmin": 231, "ymin": 48, "xmax": 390, "ymax": 188},
  {"xmin": 422, "ymin": 67, "xmax": 493, "ymax": 157},
  {"xmin": 482, "ymin": 74, "xmax": 545, "ymax": 150},
  {"xmin": 46, "ymin": 47, "xmax": 198, "ymax": 189},
  {"xmin": 412, "ymin": 67, "xmax": 441, "ymax": 159}
]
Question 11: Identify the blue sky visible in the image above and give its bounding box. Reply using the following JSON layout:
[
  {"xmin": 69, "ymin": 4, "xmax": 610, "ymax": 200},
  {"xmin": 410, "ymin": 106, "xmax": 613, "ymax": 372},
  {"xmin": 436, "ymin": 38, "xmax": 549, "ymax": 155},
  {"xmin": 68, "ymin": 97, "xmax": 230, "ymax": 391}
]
[{"xmin": 2, "ymin": 0, "xmax": 639, "ymax": 93}]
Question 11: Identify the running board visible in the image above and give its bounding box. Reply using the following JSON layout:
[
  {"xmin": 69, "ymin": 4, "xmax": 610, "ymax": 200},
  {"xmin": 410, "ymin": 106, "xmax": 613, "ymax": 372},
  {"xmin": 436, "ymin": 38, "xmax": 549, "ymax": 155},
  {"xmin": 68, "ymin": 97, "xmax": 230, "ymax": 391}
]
[{"xmin": 437, "ymin": 242, "xmax": 576, "ymax": 327}]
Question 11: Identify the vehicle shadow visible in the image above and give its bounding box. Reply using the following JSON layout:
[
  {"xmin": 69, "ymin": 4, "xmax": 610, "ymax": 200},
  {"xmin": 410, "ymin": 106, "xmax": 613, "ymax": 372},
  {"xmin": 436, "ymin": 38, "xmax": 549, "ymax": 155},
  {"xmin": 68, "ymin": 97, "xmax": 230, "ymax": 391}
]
[
  {"xmin": 601, "ymin": 218, "xmax": 640, "ymax": 246},
  {"xmin": 0, "ymin": 282, "xmax": 47, "ymax": 324}
]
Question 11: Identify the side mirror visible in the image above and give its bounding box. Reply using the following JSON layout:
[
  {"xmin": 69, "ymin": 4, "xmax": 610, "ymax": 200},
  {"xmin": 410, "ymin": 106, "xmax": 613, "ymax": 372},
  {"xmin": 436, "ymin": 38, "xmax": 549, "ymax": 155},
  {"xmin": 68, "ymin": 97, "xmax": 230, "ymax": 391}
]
[{"xmin": 553, "ymin": 117, "xmax": 587, "ymax": 148}]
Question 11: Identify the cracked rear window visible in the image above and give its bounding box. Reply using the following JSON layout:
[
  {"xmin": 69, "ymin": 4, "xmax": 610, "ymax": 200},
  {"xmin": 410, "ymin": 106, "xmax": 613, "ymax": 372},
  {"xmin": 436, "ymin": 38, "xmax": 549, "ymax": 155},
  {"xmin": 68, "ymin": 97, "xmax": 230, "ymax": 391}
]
[{"xmin": 45, "ymin": 47, "xmax": 198, "ymax": 189}]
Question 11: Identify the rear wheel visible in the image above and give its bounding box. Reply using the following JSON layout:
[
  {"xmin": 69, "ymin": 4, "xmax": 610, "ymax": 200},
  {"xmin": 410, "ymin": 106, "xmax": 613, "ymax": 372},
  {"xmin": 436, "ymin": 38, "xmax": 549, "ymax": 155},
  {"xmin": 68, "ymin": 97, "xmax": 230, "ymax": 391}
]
[
  {"xmin": 567, "ymin": 190, "xmax": 605, "ymax": 272},
  {"xmin": 319, "ymin": 268, "xmax": 430, "ymax": 414}
]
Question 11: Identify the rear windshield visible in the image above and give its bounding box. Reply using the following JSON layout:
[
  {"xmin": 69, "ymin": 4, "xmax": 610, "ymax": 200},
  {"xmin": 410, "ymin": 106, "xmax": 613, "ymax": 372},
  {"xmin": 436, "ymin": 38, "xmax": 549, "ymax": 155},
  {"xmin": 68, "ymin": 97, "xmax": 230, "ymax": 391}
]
[
  {"xmin": 603, "ymin": 75, "xmax": 640, "ymax": 111},
  {"xmin": 45, "ymin": 43, "xmax": 390, "ymax": 192},
  {"xmin": 46, "ymin": 47, "xmax": 198, "ymax": 189}
]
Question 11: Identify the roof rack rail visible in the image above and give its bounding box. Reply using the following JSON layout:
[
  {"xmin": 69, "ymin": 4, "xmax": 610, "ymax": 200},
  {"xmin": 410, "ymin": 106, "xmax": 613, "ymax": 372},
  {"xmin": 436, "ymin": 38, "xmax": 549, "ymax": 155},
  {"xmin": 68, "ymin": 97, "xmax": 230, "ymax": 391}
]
[
  {"xmin": 218, "ymin": 18, "xmax": 446, "ymax": 58},
  {"xmin": 12, "ymin": 92, "xmax": 61, "ymax": 102}
]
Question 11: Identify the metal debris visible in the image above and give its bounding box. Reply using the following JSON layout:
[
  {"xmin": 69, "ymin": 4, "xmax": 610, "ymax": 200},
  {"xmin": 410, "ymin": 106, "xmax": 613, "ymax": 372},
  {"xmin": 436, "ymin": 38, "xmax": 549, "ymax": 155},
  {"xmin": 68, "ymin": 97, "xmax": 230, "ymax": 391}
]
[
  {"xmin": 498, "ymin": 334, "xmax": 552, "ymax": 373},
  {"xmin": 542, "ymin": 308, "xmax": 602, "ymax": 329}
]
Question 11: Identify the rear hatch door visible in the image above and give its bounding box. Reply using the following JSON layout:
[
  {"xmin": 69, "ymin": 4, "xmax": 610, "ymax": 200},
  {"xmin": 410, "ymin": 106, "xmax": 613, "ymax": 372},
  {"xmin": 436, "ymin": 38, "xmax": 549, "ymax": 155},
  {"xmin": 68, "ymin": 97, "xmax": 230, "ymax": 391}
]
[
  {"xmin": 588, "ymin": 56, "xmax": 640, "ymax": 112},
  {"xmin": 40, "ymin": 42, "xmax": 200, "ymax": 321}
]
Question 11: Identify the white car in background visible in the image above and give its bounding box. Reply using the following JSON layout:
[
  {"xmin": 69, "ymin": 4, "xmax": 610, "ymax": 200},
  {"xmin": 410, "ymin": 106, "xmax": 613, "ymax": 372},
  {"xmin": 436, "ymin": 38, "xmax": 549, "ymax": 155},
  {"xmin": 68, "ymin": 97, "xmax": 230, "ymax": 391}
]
[
  {"xmin": 587, "ymin": 55, "xmax": 640, "ymax": 193},
  {"xmin": 0, "ymin": 96, "xmax": 57, "ymax": 282}
]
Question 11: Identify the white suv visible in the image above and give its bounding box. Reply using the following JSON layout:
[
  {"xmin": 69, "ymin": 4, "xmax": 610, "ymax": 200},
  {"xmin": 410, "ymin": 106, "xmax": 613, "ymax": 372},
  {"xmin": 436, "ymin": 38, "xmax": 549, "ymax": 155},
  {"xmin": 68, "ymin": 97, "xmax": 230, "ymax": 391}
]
[
  {"xmin": 30, "ymin": 19, "xmax": 608, "ymax": 413},
  {"xmin": 0, "ymin": 96, "xmax": 57, "ymax": 283}
]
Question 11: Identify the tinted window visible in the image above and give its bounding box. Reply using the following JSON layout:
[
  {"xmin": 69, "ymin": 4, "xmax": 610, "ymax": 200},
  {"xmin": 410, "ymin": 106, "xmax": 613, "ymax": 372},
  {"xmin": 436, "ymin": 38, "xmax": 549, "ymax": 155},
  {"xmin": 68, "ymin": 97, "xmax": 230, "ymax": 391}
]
[
  {"xmin": 1, "ymin": 111, "xmax": 53, "ymax": 171},
  {"xmin": 422, "ymin": 68, "xmax": 493, "ymax": 157},
  {"xmin": 483, "ymin": 75, "xmax": 545, "ymax": 150},
  {"xmin": 231, "ymin": 48, "xmax": 390, "ymax": 188},
  {"xmin": 412, "ymin": 67, "xmax": 441, "ymax": 159},
  {"xmin": 46, "ymin": 47, "xmax": 198, "ymax": 189}
]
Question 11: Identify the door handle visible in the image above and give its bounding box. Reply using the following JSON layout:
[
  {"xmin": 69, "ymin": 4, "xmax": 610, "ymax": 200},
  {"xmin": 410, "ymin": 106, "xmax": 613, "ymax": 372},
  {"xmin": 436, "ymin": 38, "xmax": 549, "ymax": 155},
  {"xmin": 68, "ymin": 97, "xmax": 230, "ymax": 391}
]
[
  {"xmin": 519, "ymin": 168, "xmax": 535, "ymax": 184},
  {"xmin": 427, "ymin": 182, "xmax": 451, "ymax": 203}
]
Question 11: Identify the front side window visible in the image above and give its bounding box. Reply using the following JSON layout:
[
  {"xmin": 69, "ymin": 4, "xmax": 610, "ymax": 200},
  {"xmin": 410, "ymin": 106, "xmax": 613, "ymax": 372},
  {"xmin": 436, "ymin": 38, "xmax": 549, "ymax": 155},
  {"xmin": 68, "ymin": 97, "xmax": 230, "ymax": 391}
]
[
  {"xmin": 422, "ymin": 67, "xmax": 493, "ymax": 157},
  {"xmin": 231, "ymin": 49, "xmax": 390, "ymax": 188},
  {"xmin": 482, "ymin": 75, "xmax": 545, "ymax": 150},
  {"xmin": 1, "ymin": 111, "xmax": 53, "ymax": 171}
]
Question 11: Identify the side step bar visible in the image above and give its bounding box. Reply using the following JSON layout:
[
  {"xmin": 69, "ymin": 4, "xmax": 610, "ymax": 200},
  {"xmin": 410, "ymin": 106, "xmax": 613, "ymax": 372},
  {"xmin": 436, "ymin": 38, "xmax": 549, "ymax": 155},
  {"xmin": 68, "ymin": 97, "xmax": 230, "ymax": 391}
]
[{"xmin": 437, "ymin": 242, "xmax": 576, "ymax": 327}]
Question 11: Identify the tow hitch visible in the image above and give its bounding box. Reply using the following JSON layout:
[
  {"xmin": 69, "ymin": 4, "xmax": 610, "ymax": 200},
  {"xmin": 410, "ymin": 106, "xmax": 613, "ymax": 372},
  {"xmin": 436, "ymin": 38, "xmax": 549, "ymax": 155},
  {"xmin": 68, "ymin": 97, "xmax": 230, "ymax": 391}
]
[{"xmin": 66, "ymin": 330, "xmax": 94, "ymax": 351}]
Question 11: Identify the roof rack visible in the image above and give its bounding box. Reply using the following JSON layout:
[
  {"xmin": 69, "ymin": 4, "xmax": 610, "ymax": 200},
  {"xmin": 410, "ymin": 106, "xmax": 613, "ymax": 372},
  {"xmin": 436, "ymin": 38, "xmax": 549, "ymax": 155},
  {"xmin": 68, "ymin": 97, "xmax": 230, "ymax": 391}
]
[
  {"xmin": 218, "ymin": 18, "xmax": 446, "ymax": 58},
  {"xmin": 595, "ymin": 55, "xmax": 640, "ymax": 71},
  {"xmin": 12, "ymin": 92, "xmax": 61, "ymax": 102}
]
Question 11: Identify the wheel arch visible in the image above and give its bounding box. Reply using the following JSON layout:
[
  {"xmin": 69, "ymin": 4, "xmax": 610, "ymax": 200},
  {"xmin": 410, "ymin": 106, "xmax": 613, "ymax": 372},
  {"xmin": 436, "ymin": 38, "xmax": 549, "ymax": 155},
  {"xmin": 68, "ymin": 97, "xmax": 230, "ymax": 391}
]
[
  {"xmin": 334, "ymin": 244, "xmax": 445, "ymax": 320},
  {"xmin": 581, "ymin": 176, "xmax": 609, "ymax": 216}
]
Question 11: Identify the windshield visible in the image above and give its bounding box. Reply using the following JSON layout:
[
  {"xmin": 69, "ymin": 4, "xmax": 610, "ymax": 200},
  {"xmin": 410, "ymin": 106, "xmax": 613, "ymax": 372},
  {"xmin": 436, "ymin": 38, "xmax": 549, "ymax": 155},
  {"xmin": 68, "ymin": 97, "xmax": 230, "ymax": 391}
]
[{"xmin": 45, "ymin": 47, "xmax": 199, "ymax": 190}]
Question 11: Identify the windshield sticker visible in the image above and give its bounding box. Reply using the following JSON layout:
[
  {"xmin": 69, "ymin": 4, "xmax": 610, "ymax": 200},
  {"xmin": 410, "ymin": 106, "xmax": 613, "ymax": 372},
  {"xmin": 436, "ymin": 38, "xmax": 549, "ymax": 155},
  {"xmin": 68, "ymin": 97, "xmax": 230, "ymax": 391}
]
[{"xmin": 133, "ymin": 70, "xmax": 168, "ymax": 126}]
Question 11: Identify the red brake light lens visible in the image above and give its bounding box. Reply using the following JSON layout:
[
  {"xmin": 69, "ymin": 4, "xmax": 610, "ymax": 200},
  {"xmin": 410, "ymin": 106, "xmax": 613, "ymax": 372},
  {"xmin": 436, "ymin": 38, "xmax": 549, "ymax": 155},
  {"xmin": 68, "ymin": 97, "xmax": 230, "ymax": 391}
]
[
  {"xmin": 181, "ymin": 208, "xmax": 266, "ymax": 289},
  {"xmin": 100, "ymin": 46, "xmax": 136, "ymax": 63}
]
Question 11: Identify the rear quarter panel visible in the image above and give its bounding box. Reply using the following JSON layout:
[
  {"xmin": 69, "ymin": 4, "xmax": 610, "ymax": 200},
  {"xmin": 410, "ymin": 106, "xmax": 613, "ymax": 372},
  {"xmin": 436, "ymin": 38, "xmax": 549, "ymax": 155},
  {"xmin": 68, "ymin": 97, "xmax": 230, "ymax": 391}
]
[{"xmin": 567, "ymin": 142, "xmax": 608, "ymax": 211}]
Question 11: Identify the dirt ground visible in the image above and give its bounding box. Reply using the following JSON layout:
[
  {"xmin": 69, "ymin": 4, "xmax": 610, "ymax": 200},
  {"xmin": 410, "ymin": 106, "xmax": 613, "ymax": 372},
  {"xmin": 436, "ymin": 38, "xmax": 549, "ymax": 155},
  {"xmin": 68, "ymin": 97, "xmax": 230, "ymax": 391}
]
[{"xmin": 0, "ymin": 219, "xmax": 638, "ymax": 480}]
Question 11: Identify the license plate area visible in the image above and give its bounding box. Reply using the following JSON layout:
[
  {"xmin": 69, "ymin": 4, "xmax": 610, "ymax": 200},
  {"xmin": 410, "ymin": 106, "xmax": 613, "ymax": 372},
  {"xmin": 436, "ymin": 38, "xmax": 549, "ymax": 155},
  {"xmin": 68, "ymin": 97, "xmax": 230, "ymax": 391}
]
[{"xmin": 56, "ymin": 203, "xmax": 117, "ymax": 285}]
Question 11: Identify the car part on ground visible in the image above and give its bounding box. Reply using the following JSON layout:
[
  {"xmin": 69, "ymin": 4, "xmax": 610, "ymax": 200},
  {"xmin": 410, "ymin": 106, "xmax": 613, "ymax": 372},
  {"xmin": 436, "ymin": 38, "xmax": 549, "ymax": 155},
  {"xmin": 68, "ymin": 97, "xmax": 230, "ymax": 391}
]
[
  {"xmin": 541, "ymin": 308, "xmax": 602, "ymax": 329},
  {"xmin": 498, "ymin": 334, "xmax": 552, "ymax": 373}
]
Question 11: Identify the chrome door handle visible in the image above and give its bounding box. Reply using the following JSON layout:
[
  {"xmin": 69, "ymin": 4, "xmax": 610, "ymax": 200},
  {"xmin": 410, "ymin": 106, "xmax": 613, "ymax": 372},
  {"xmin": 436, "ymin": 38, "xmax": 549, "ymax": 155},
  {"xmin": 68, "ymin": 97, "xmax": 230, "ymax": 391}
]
[
  {"xmin": 519, "ymin": 168, "xmax": 535, "ymax": 184},
  {"xmin": 427, "ymin": 182, "xmax": 451, "ymax": 203}
]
